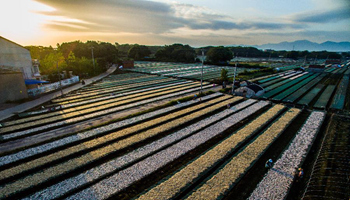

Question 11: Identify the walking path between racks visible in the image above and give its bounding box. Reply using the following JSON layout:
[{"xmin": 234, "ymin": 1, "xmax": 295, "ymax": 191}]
[{"xmin": 0, "ymin": 66, "xmax": 117, "ymax": 122}]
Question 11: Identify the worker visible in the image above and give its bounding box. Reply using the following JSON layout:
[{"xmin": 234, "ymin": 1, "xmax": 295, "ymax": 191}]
[
  {"xmin": 298, "ymin": 168, "xmax": 304, "ymax": 179},
  {"xmin": 265, "ymin": 159, "xmax": 273, "ymax": 169}
]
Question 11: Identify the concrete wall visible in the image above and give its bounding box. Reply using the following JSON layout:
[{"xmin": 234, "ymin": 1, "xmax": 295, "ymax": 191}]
[
  {"xmin": 0, "ymin": 37, "xmax": 33, "ymax": 79},
  {"xmin": 0, "ymin": 72, "xmax": 28, "ymax": 103}
]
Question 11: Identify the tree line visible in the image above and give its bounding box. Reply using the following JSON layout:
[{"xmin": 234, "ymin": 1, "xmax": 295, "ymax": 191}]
[
  {"xmin": 26, "ymin": 41, "xmax": 347, "ymax": 81},
  {"xmin": 200, "ymin": 46, "xmax": 344, "ymax": 64},
  {"xmin": 26, "ymin": 41, "xmax": 118, "ymax": 81}
]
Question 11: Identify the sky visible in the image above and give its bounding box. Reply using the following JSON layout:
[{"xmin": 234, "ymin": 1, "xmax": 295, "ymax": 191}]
[{"xmin": 1, "ymin": 0, "xmax": 349, "ymax": 47}]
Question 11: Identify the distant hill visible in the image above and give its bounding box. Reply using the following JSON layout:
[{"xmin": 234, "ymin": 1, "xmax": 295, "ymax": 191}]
[{"xmin": 251, "ymin": 40, "xmax": 350, "ymax": 52}]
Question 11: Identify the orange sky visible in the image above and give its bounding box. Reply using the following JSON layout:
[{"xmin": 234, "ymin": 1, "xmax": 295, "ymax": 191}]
[{"xmin": 1, "ymin": 0, "xmax": 349, "ymax": 47}]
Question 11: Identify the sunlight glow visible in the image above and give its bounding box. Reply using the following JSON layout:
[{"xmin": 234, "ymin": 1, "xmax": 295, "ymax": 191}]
[
  {"xmin": 0, "ymin": 0, "xmax": 55, "ymax": 44},
  {"xmin": 0, "ymin": 0, "xmax": 348, "ymax": 46}
]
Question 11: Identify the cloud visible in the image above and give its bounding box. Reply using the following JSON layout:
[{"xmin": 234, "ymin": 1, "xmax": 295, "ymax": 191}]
[
  {"xmin": 251, "ymin": 22, "xmax": 305, "ymax": 30},
  {"xmin": 185, "ymin": 20, "xmax": 304, "ymax": 31},
  {"xmin": 247, "ymin": 30, "xmax": 350, "ymax": 43},
  {"xmin": 35, "ymin": 0, "xmax": 303, "ymax": 34},
  {"xmin": 35, "ymin": 0, "xmax": 183, "ymax": 33},
  {"xmin": 186, "ymin": 20, "xmax": 248, "ymax": 30},
  {"xmin": 293, "ymin": 5, "xmax": 350, "ymax": 23}
]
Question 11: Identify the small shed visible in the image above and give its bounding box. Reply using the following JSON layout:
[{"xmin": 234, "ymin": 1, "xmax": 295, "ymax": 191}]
[
  {"xmin": 122, "ymin": 60, "xmax": 134, "ymax": 68},
  {"xmin": 235, "ymin": 84, "xmax": 264, "ymax": 98}
]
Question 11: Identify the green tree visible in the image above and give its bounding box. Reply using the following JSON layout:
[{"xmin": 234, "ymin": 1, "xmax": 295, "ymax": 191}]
[
  {"xmin": 67, "ymin": 57, "xmax": 95, "ymax": 78},
  {"xmin": 128, "ymin": 45, "xmax": 151, "ymax": 60},
  {"xmin": 155, "ymin": 44, "xmax": 196, "ymax": 62},
  {"xmin": 59, "ymin": 41, "xmax": 89, "ymax": 58},
  {"xmin": 65, "ymin": 51, "xmax": 76, "ymax": 74},
  {"xmin": 67, "ymin": 51, "xmax": 76, "ymax": 63},
  {"xmin": 229, "ymin": 46, "xmax": 266, "ymax": 57},
  {"xmin": 40, "ymin": 52, "xmax": 67, "ymax": 75},
  {"xmin": 25, "ymin": 45, "xmax": 55, "ymax": 60},
  {"xmin": 285, "ymin": 50, "xmax": 299, "ymax": 59},
  {"xmin": 57, "ymin": 40, "xmax": 117, "ymax": 75},
  {"xmin": 221, "ymin": 68, "xmax": 229, "ymax": 82},
  {"xmin": 206, "ymin": 46, "xmax": 233, "ymax": 64},
  {"xmin": 116, "ymin": 43, "xmax": 134, "ymax": 58}
]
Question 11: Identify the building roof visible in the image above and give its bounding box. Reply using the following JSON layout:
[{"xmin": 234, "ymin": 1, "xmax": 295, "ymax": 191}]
[
  {"xmin": 25, "ymin": 79, "xmax": 49, "ymax": 85},
  {"xmin": 0, "ymin": 68, "xmax": 23, "ymax": 75},
  {"xmin": 247, "ymin": 84, "xmax": 264, "ymax": 93},
  {"xmin": 0, "ymin": 36, "xmax": 27, "ymax": 50}
]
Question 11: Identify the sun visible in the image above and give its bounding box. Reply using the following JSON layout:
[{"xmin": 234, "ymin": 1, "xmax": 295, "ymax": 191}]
[{"xmin": 0, "ymin": 0, "xmax": 55, "ymax": 45}]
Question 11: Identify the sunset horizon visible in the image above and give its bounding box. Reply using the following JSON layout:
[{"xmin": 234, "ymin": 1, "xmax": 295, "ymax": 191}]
[{"xmin": 1, "ymin": 0, "xmax": 349, "ymax": 47}]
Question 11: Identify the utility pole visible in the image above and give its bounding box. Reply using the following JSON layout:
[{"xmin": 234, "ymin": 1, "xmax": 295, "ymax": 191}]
[
  {"xmin": 200, "ymin": 50, "xmax": 204, "ymax": 94},
  {"xmin": 232, "ymin": 61, "xmax": 237, "ymax": 95},
  {"xmin": 90, "ymin": 47, "xmax": 95, "ymax": 75},
  {"xmin": 56, "ymin": 61, "xmax": 64, "ymax": 97},
  {"xmin": 314, "ymin": 55, "xmax": 318, "ymax": 64}
]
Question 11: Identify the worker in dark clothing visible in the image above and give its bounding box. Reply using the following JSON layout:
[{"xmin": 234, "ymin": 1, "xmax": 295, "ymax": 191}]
[
  {"xmin": 294, "ymin": 168, "xmax": 304, "ymax": 183},
  {"xmin": 297, "ymin": 168, "xmax": 304, "ymax": 179},
  {"xmin": 222, "ymin": 81, "xmax": 226, "ymax": 89},
  {"xmin": 265, "ymin": 159, "xmax": 273, "ymax": 169}
]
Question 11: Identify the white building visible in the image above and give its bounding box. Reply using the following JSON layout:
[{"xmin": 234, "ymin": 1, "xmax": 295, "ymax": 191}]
[{"xmin": 0, "ymin": 36, "xmax": 37, "ymax": 79}]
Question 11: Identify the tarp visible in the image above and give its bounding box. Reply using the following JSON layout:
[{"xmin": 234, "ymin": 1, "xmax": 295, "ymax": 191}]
[
  {"xmin": 247, "ymin": 84, "xmax": 264, "ymax": 93},
  {"xmin": 297, "ymin": 84, "xmax": 324, "ymax": 106},
  {"xmin": 314, "ymin": 85, "xmax": 336, "ymax": 109},
  {"xmin": 330, "ymin": 76, "xmax": 349, "ymax": 110},
  {"xmin": 284, "ymin": 74, "xmax": 326, "ymax": 103},
  {"xmin": 24, "ymin": 79, "xmax": 49, "ymax": 85}
]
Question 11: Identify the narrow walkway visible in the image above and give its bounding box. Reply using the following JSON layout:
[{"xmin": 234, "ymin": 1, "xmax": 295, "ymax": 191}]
[{"xmin": 0, "ymin": 66, "xmax": 116, "ymax": 121}]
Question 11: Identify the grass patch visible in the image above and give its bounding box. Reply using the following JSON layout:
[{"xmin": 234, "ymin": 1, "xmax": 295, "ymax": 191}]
[
  {"xmin": 219, "ymin": 88, "xmax": 231, "ymax": 94},
  {"xmin": 236, "ymin": 67, "xmax": 275, "ymax": 80}
]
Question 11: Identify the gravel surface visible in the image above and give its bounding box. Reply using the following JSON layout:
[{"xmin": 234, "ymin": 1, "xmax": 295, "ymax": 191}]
[
  {"xmin": 66, "ymin": 101, "xmax": 269, "ymax": 200},
  {"xmin": 0, "ymin": 95, "xmax": 232, "ymax": 198},
  {"xmin": 0, "ymin": 85, "xmax": 212, "ymax": 140},
  {"xmin": 24, "ymin": 97, "xmax": 251, "ymax": 200},
  {"xmin": 248, "ymin": 111, "xmax": 325, "ymax": 200},
  {"xmin": 0, "ymin": 82, "xmax": 197, "ymax": 131},
  {"xmin": 186, "ymin": 108, "xmax": 301, "ymax": 200},
  {"xmin": 0, "ymin": 95, "xmax": 230, "ymax": 185},
  {"xmin": 3, "ymin": 80, "xmax": 190, "ymax": 126},
  {"xmin": 137, "ymin": 104, "xmax": 285, "ymax": 200},
  {"xmin": 0, "ymin": 93, "xmax": 222, "ymax": 167}
]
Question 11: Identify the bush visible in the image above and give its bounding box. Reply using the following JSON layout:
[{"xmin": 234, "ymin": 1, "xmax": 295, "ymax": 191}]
[{"xmin": 206, "ymin": 46, "xmax": 233, "ymax": 64}]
